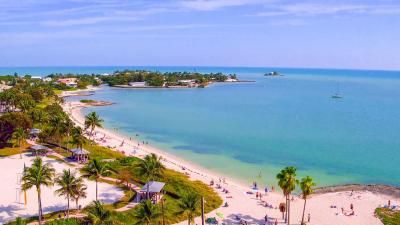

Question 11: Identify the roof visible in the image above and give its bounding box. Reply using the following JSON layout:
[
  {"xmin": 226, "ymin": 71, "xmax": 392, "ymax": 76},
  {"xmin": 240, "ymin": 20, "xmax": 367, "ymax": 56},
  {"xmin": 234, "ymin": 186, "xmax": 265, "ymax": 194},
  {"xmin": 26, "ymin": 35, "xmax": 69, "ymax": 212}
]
[
  {"xmin": 70, "ymin": 148, "xmax": 90, "ymax": 155},
  {"xmin": 30, "ymin": 145, "xmax": 51, "ymax": 151},
  {"xmin": 30, "ymin": 128, "xmax": 41, "ymax": 134},
  {"xmin": 140, "ymin": 181, "xmax": 165, "ymax": 193}
]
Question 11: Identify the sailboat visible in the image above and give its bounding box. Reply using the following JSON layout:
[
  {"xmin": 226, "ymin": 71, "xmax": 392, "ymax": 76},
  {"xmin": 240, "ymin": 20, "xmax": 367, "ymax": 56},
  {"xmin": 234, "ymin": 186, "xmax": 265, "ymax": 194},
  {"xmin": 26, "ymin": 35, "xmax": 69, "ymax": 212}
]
[{"xmin": 332, "ymin": 83, "xmax": 343, "ymax": 99}]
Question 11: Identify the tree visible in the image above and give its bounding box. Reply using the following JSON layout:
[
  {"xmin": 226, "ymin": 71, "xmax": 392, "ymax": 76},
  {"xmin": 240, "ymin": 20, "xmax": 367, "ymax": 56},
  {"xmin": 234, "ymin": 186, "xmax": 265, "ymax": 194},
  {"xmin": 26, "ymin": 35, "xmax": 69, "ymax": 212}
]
[
  {"xmin": 117, "ymin": 170, "xmax": 131, "ymax": 187},
  {"xmin": 71, "ymin": 127, "xmax": 85, "ymax": 150},
  {"xmin": 81, "ymin": 159, "xmax": 112, "ymax": 200},
  {"xmin": 54, "ymin": 169, "xmax": 84, "ymax": 218},
  {"xmin": 12, "ymin": 127, "xmax": 26, "ymax": 158},
  {"xmin": 22, "ymin": 157, "xmax": 55, "ymax": 225},
  {"xmin": 15, "ymin": 217, "xmax": 27, "ymax": 225},
  {"xmin": 71, "ymin": 182, "xmax": 87, "ymax": 211},
  {"xmin": 87, "ymin": 200, "xmax": 114, "ymax": 225},
  {"xmin": 300, "ymin": 176, "xmax": 316, "ymax": 225},
  {"xmin": 133, "ymin": 200, "xmax": 161, "ymax": 225},
  {"xmin": 177, "ymin": 192, "xmax": 200, "ymax": 225},
  {"xmin": 136, "ymin": 153, "xmax": 165, "ymax": 199},
  {"xmin": 0, "ymin": 112, "xmax": 32, "ymax": 144},
  {"xmin": 277, "ymin": 166, "xmax": 298, "ymax": 225},
  {"xmin": 84, "ymin": 112, "xmax": 103, "ymax": 141}
]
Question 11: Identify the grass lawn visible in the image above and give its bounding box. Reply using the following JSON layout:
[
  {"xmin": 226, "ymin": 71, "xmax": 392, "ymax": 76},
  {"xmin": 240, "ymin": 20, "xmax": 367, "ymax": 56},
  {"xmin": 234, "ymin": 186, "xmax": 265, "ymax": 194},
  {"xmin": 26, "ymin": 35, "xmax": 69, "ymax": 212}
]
[
  {"xmin": 376, "ymin": 208, "xmax": 400, "ymax": 225},
  {"xmin": 0, "ymin": 143, "xmax": 31, "ymax": 157}
]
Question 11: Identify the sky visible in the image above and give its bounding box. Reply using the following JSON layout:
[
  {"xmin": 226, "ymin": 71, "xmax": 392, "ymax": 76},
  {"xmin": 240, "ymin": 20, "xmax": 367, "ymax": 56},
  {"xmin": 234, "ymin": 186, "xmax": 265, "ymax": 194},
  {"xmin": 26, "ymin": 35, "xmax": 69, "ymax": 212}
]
[{"xmin": 0, "ymin": 0, "xmax": 400, "ymax": 70}]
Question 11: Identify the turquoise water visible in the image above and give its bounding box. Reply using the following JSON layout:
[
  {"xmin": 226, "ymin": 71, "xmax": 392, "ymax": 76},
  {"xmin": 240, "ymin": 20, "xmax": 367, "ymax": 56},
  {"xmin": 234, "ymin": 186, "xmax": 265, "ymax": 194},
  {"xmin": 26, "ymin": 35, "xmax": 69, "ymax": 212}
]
[{"xmin": 3, "ymin": 66, "xmax": 400, "ymax": 186}]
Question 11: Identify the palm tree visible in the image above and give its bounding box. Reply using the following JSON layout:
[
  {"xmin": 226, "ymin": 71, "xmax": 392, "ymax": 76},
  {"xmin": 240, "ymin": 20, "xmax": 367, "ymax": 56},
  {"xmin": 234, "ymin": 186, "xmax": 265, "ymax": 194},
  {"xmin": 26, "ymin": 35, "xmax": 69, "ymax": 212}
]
[
  {"xmin": 22, "ymin": 157, "xmax": 55, "ymax": 225},
  {"xmin": 12, "ymin": 127, "xmax": 26, "ymax": 159},
  {"xmin": 71, "ymin": 127, "xmax": 86, "ymax": 150},
  {"xmin": 177, "ymin": 192, "xmax": 200, "ymax": 225},
  {"xmin": 81, "ymin": 159, "xmax": 112, "ymax": 200},
  {"xmin": 54, "ymin": 169, "xmax": 84, "ymax": 217},
  {"xmin": 71, "ymin": 182, "xmax": 87, "ymax": 211},
  {"xmin": 15, "ymin": 217, "xmax": 27, "ymax": 225},
  {"xmin": 300, "ymin": 176, "xmax": 316, "ymax": 225},
  {"xmin": 87, "ymin": 200, "xmax": 113, "ymax": 225},
  {"xmin": 84, "ymin": 112, "xmax": 103, "ymax": 141},
  {"xmin": 136, "ymin": 153, "xmax": 165, "ymax": 199},
  {"xmin": 132, "ymin": 200, "xmax": 161, "ymax": 225},
  {"xmin": 276, "ymin": 167, "xmax": 298, "ymax": 225},
  {"xmin": 48, "ymin": 114, "xmax": 67, "ymax": 147}
]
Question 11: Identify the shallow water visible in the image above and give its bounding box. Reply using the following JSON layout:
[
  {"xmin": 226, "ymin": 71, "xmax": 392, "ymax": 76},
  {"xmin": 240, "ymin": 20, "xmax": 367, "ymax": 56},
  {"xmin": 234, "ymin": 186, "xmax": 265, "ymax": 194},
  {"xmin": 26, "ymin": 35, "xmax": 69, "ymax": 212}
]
[{"xmin": 5, "ymin": 66, "xmax": 400, "ymax": 186}]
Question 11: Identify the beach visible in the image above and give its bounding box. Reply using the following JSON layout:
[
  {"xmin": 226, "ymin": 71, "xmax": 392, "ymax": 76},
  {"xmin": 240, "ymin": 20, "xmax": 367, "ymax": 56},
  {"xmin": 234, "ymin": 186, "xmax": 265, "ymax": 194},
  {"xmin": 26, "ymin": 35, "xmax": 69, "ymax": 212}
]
[
  {"xmin": 62, "ymin": 96, "xmax": 400, "ymax": 225},
  {"xmin": 0, "ymin": 153, "xmax": 124, "ymax": 224}
]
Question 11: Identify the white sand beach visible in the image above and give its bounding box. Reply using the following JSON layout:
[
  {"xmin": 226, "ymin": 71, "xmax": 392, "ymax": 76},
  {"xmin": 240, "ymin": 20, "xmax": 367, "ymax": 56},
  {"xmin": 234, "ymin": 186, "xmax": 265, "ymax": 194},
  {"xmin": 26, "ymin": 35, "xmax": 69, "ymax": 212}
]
[
  {"xmin": 62, "ymin": 99, "xmax": 399, "ymax": 225},
  {"xmin": 0, "ymin": 153, "xmax": 124, "ymax": 224}
]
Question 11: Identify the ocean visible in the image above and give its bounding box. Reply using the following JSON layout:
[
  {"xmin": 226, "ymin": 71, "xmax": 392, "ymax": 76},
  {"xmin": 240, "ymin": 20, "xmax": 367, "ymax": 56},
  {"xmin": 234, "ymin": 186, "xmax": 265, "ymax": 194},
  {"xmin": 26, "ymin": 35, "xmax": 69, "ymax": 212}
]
[{"xmin": 3, "ymin": 66, "xmax": 400, "ymax": 186}]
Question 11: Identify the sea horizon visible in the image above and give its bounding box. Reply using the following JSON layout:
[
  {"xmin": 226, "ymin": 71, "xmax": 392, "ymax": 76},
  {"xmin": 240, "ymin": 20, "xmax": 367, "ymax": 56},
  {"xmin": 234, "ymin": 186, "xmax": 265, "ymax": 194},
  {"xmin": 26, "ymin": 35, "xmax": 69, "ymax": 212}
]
[{"xmin": 1, "ymin": 65, "xmax": 400, "ymax": 76}]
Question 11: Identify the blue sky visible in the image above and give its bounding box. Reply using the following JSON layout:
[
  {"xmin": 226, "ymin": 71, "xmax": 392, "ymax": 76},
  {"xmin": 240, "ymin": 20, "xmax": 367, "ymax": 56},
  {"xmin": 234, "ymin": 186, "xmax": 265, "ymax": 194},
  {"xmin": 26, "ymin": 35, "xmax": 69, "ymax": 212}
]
[{"xmin": 1, "ymin": 0, "xmax": 400, "ymax": 70}]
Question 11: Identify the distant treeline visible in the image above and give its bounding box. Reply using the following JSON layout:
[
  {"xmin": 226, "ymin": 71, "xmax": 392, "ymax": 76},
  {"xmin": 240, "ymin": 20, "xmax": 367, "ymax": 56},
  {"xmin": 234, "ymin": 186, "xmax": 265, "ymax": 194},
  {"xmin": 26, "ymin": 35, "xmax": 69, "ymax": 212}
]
[{"xmin": 101, "ymin": 70, "xmax": 237, "ymax": 86}]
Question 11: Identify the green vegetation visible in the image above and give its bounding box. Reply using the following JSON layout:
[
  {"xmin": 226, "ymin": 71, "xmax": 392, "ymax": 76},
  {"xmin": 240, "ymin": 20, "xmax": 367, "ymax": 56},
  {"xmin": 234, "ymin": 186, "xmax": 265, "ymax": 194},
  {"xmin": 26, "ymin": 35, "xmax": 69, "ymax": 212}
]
[
  {"xmin": 81, "ymin": 159, "xmax": 113, "ymax": 201},
  {"xmin": 80, "ymin": 99, "xmax": 95, "ymax": 103},
  {"xmin": 300, "ymin": 176, "xmax": 316, "ymax": 225},
  {"xmin": 277, "ymin": 166, "xmax": 299, "ymax": 225},
  {"xmin": 2, "ymin": 74, "xmax": 222, "ymax": 225},
  {"xmin": 376, "ymin": 208, "xmax": 400, "ymax": 225},
  {"xmin": 101, "ymin": 70, "xmax": 237, "ymax": 87},
  {"xmin": 0, "ymin": 143, "xmax": 30, "ymax": 157},
  {"xmin": 55, "ymin": 169, "xmax": 86, "ymax": 218},
  {"xmin": 22, "ymin": 157, "xmax": 56, "ymax": 225}
]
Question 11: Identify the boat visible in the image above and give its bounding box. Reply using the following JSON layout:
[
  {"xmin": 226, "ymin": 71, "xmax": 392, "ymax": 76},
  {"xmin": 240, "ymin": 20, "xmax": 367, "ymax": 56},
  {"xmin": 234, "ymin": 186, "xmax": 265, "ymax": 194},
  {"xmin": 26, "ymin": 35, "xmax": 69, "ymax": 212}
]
[
  {"xmin": 331, "ymin": 94, "xmax": 343, "ymax": 99},
  {"xmin": 332, "ymin": 84, "xmax": 343, "ymax": 99}
]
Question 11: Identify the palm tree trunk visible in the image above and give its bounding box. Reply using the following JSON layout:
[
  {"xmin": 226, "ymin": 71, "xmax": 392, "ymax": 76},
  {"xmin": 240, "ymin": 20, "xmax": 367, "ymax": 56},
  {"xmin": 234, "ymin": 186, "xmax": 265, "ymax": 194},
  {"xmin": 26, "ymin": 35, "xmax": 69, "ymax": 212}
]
[
  {"xmin": 285, "ymin": 195, "xmax": 288, "ymax": 223},
  {"xmin": 37, "ymin": 189, "xmax": 42, "ymax": 225},
  {"xmin": 301, "ymin": 198, "xmax": 307, "ymax": 224},
  {"xmin": 95, "ymin": 179, "xmax": 98, "ymax": 201},
  {"xmin": 67, "ymin": 193, "xmax": 70, "ymax": 218},
  {"xmin": 287, "ymin": 195, "xmax": 291, "ymax": 225}
]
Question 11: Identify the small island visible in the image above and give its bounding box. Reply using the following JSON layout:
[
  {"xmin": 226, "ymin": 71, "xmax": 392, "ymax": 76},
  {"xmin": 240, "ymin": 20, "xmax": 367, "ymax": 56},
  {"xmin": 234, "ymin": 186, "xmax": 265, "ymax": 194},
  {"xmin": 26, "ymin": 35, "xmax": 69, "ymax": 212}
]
[
  {"xmin": 264, "ymin": 71, "xmax": 283, "ymax": 76},
  {"xmin": 101, "ymin": 70, "xmax": 244, "ymax": 88},
  {"xmin": 79, "ymin": 99, "xmax": 114, "ymax": 106}
]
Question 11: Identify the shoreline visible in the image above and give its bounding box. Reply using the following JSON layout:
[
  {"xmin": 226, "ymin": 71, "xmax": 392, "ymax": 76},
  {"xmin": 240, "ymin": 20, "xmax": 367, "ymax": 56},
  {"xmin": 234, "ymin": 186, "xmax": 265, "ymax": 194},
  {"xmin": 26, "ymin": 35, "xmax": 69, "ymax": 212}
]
[{"xmin": 60, "ymin": 88, "xmax": 400, "ymax": 225}]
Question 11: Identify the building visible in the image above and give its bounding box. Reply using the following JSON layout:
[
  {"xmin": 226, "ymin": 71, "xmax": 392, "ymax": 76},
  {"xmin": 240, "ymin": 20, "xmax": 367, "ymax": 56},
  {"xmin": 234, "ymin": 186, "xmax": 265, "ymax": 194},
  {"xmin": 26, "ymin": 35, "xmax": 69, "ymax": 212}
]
[
  {"xmin": 42, "ymin": 77, "xmax": 52, "ymax": 82},
  {"xmin": 128, "ymin": 82, "xmax": 147, "ymax": 87},
  {"xmin": 178, "ymin": 79, "xmax": 197, "ymax": 87},
  {"xmin": 57, "ymin": 78, "xmax": 78, "ymax": 87}
]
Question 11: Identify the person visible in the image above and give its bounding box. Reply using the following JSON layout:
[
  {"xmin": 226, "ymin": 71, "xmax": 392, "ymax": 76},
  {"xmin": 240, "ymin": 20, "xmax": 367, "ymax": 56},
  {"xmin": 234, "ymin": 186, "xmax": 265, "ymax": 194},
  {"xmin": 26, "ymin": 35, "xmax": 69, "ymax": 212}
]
[
  {"xmin": 274, "ymin": 219, "xmax": 278, "ymax": 225},
  {"xmin": 308, "ymin": 213, "xmax": 311, "ymax": 222},
  {"xmin": 256, "ymin": 192, "xmax": 259, "ymax": 199},
  {"xmin": 388, "ymin": 200, "xmax": 391, "ymax": 207},
  {"xmin": 265, "ymin": 187, "xmax": 268, "ymax": 194},
  {"xmin": 264, "ymin": 214, "xmax": 268, "ymax": 223},
  {"xmin": 350, "ymin": 203, "xmax": 354, "ymax": 211}
]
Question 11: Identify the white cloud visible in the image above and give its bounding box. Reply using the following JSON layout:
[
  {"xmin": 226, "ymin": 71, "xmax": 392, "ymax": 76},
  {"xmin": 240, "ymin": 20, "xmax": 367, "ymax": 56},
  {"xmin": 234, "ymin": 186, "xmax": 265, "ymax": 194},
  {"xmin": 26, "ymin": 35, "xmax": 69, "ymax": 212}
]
[
  {"xmin": 178, "ymin": 0, "xmax": 270, "ymax": 11},
  {"xmin": 254, "ymin": 3, "xmax": 400, "ymax": 17}
]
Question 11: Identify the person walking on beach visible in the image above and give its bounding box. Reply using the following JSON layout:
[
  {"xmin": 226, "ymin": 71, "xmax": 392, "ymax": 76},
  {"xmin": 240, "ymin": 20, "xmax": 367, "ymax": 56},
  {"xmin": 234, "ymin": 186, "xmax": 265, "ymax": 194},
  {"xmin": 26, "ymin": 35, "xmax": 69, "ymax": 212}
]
[
  {"xmin": 308, "ymin": 213, "xmax": 311, "ymax": 222},
  {"xmin": 264, "ymin": 214, "xmax": 268, "ymax": 223}
]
